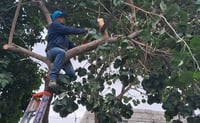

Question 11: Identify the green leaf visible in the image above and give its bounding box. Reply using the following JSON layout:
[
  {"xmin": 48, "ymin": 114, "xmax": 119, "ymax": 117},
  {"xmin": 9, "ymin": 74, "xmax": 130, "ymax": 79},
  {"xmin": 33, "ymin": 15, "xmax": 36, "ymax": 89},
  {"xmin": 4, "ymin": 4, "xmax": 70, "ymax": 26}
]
[
  {"xmin": 0, "ymin": 60, "xmax": 9, "ymax": 65},
  {"xmin": 139, "ymin": 29, "xmax": 152, "ymax": 41},
  {"xmin": 120, "ymin": 104, "xmax": 133, "ymax": 119},
  {"xmin": 193, "ymin": 72, "xmax": 200, "ymax": 81},
  {"xmin": 74, "ymin": 82, "xmax": 83, "ymax": 92},
  {"xmin": 190, "ymin": 35, "xmax": 200, "ymax": 55},
  {"xmin": 0, "ymin": 73, "xmax": 13, "ymax": 88},
  {"xmin": 89, "ymin": 1, "xmax": 99, "ymax": 6},
  {"xmin": 77, "ymin": 67, "xmax": 87, "ymax": 77},
  {"xmin": 141, "ymin": 99, "xmax": 146, "ymax": 103},
  {"xmin": 119, "ymin": 74, "xmax": 128, "ymax": 82},
  {"xmin": 79, "ymin": 2, "xmax": 86, "ymax": 7},
  {"xmin": 67, "ymin": 102, "xmax": 78, "ymax": 113},
  {"xmin": 53, "ymin": 101, "xmax": 63, "ymax": 112},
  {"xmin": 132, "ymin": 99, "xmax": 140, "ymax": 106},
  {"xmin": 165, "ymin": 3, "xmax": 180, "ymax": 18},
  {"xmin": 114, "ymin": 59, "xmax": 122, "ymax": 68},
  {"xmin": 121, "ymin": 39, "xmax": 129, "ymax": 48},
  {"xmin": 98, "ymin": 45, "xmax": 111, "ymax": 51},
  {"xmin": 60, "ymin": 109, "xmax": 69, "ymax": 117},
  {"xmin": 177, "ymin": 71, "xmax": 194, "ymax": 87},
  {"xmin": 196, "ymin": 0, "xmax": 200, "ymax": 4},
  {"xmin": 88, "ymin": 28, "xmax": 97, "ymax": 34},
  {"xmin": 0, "ymin": 79, "xmax": 9, "ymax": 88},
  {"xmin": 113, "ymin": 0, "xmax": 123, "ymax": 6},
  {"xmin": 123, "ymin": 96, "xmax": 132, "ymax": 103},
  {"xmin": 160, "ymin": 1, "xmax": 167, "ymax": 12}
]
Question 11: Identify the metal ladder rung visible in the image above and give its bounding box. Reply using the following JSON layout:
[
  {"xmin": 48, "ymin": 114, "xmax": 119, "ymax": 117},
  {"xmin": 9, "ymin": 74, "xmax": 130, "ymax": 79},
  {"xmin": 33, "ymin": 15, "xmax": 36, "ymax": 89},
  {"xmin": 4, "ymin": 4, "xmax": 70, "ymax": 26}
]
[{"xmin": 20, "ymin": 91, "xmax": 52, "ymax": 123}]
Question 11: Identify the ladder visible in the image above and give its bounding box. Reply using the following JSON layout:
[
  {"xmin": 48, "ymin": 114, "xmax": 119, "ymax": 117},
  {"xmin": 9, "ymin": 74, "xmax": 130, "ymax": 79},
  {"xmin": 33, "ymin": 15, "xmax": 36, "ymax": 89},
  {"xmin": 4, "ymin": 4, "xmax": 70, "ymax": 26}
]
[{"xmin": 20, "ymin": 91, "xmax": 52, "ymax": 123}]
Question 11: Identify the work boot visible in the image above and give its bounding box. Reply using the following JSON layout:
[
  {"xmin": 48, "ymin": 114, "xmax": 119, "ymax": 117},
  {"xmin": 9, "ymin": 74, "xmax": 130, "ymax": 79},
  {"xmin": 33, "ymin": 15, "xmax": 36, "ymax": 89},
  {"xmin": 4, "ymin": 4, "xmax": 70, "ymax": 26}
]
[{"xmin": 48, "ymin": 80, "xmax": 57, "ymax": 92}]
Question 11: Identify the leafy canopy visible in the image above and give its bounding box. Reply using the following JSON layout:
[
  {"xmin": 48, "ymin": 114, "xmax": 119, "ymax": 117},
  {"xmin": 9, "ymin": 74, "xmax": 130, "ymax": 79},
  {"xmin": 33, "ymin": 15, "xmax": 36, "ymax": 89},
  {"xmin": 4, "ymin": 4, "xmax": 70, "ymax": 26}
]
[{"xmin": 0, "ymin": 0, "xmax": 44, "ymax": 122}]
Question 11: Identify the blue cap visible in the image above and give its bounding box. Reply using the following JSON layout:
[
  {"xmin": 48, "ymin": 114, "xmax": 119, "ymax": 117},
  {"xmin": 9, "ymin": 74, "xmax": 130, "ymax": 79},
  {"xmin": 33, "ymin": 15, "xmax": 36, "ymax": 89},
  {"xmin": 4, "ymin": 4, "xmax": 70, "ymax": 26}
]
[{"xmin": 51, "ymin": 10, "xmax": 68, "ymax": 21}]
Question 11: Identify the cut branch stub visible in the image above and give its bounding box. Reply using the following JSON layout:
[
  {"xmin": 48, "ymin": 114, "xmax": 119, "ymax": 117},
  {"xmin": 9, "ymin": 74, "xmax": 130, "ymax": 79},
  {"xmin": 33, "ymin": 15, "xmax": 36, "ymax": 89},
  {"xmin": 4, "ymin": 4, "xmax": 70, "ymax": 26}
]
[
  {"xmin": 97, "ymin": 18, "xmax": 105, "ymax": 29},
  {"xmin": 3, "ymin": 44, "xmax": 10, "ymax": 50}
]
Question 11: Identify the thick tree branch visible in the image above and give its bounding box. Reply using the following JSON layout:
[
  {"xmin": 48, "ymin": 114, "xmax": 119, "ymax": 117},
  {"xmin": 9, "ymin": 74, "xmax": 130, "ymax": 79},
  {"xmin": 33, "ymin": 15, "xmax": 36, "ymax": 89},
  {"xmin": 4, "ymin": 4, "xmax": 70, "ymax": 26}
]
[
  {"xmin": 3, "ymin": 43, "xmax": 50, "ymax": 65},
  {"xmin": 3, "ymin": 30, "xmax": 142, "ymax": 66},
  {"xmin": 36, "ymin": 0, "xmax": 52, "ymax": 25},
  {"xmin": 65, "ymin": 35, "xmax": 108, "ymax": 62},
  {"xmin": 8, "ymin": 0, "xmax": 22, "ymax": 44}
]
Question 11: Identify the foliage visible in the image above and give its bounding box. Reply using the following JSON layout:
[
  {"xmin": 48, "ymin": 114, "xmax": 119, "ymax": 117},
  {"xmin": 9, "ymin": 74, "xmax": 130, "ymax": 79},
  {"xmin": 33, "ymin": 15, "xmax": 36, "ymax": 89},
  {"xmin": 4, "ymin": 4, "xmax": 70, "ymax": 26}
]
[
  {"xmin": 0, "ymin": 0, "xmax": 43, "ymax": 122},
  {"xmin": 50, "ymin": 0, "xmax": 200, "ymax": 122}
]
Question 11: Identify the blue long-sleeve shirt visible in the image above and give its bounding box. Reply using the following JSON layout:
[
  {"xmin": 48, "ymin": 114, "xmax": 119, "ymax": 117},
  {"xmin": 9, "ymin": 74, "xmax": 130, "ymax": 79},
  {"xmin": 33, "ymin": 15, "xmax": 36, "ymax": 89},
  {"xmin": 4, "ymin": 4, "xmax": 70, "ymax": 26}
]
[{"xmin": 46, "ymin": 22, "xmax": 87, "ymax": 51}]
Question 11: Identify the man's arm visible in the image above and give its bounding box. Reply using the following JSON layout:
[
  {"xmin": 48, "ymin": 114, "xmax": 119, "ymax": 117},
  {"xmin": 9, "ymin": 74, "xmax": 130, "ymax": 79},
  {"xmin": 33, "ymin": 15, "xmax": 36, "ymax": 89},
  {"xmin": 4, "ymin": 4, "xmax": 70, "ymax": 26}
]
[
  {"xmin": 68, "ymin": 40, "xmax": 76, "ymax": 49},
  {"xmin": 54, "ymin": 22, "xmax": 87, "ymax": 35}
]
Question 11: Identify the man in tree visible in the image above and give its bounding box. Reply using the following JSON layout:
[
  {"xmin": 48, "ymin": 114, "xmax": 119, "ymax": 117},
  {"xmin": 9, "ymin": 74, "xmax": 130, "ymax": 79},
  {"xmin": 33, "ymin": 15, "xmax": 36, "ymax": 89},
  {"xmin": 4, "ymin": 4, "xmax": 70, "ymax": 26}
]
[{"xmin": 46, "ymin": 10, "xmax": 88, "ymax": 91}]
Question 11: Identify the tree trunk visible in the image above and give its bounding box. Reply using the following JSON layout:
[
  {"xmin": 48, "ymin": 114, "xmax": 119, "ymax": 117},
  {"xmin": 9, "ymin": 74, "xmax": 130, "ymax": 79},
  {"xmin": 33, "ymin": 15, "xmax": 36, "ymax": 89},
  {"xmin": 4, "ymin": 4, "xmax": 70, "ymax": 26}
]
[{"xmin": 94, "ymin": 113, "xmax": 99, "ymax": 123}]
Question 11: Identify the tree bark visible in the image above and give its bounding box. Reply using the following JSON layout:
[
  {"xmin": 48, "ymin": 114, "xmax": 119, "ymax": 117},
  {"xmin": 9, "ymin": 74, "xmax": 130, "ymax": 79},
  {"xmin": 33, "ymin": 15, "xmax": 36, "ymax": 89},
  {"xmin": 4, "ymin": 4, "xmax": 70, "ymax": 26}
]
[
  {"xmin": 3, "ymin": 30, "xmax": 141, "ymax": 65},
  {"xmin": 36, "ymin": 0, "xmax": 52, "ymax": 25},
  {"xmin": 8, "ymin": 0, "xmax": 22, "ymax": 44}
]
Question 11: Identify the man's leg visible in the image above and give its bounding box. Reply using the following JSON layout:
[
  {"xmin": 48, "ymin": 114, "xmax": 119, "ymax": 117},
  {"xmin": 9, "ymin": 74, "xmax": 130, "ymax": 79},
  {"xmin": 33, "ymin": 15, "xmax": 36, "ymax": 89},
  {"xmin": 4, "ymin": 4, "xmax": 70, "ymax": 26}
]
[
  {"xmin": 63, "ymin": 61, "xmax": 76, "ymax": 80},
  {"xmin": 47, "ymin": 47, "xmax": 66, "ymax": 87}
]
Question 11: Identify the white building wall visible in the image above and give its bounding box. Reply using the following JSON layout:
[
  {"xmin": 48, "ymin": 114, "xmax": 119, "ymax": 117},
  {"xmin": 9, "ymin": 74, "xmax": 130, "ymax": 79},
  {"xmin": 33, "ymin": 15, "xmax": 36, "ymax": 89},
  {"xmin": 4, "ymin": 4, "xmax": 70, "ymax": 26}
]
[{"xmin": 80, "ymin": 109, "xmax": 187, "ymax": 123}]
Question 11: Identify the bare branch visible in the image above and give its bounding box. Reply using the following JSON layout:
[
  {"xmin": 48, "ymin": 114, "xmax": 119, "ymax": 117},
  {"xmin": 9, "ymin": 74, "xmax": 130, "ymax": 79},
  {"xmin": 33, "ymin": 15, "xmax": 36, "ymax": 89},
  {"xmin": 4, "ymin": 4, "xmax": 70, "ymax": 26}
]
[
  {"xmin": 131, "ymin": 39, "xmax": 171, "ymax": 57},
  {"xmin": 8, "ymin": 0, "xmax": 22, "ymax": 44},
  {"xmin": 35, "ymin": 0, "xmax": 52, "ymax": 25},
  {"xmin": 128, "ymin": 29, "xmax": 143, "ymax": 39},
  {"xmin": 3, "ymin": 43, "xmax": 50, "ymax": 65},
  {"xmin": 127, "ymin": 0, "xmax": 136, "ymax": 33}
]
